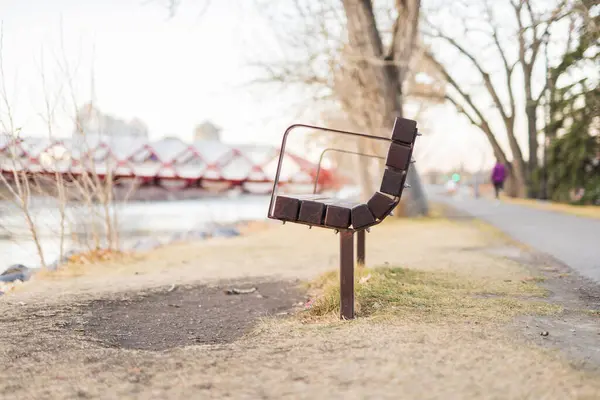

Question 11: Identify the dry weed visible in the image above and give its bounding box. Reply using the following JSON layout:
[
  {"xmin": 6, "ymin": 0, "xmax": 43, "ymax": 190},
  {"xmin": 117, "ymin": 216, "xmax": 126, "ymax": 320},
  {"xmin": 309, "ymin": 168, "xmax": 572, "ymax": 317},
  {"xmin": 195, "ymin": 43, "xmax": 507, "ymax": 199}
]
[
  {"xmin": 303, "ymin": 266, "xmax": 560, "ymax": 322},
  {"xmin": 502, "ymin": 196, "xmax": 600, "ymax": 220}
]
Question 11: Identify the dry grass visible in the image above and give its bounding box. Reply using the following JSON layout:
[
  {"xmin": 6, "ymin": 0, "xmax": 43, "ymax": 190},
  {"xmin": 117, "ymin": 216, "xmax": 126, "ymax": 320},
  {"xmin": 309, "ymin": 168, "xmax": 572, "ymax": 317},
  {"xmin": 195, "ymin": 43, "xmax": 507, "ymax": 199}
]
[
  {"xmin": 303, "ymin": 266, "xmax": 558, "ymax": 322},
  {"xmin": 476, "ymin": 182, "xmax": 600, "ymax": 218},
  {"xmin": 6, "ymin": 209, "xmax": 552, "ymax": 307},
  {"xmin": 3, "ymin": 317, "xmax": 600, "ymax": 400},
  {"xmin": 2, "ymin": 213, "xmax": 600, "ymax": 399},
  {"xmin": 33, "ymin": 250, "xmax": 141, "ymax": 280},
  {"xmin": 500, "ymin": 195, "xmax": 600, "ymax": 219}
]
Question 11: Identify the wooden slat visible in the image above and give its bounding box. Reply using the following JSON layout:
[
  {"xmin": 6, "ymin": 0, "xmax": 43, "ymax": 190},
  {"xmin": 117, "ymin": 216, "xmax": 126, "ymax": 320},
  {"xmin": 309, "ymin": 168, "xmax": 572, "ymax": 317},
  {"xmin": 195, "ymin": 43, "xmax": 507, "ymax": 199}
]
[
  {"xmin": 298, "ymin": 198, "xmax": 332, "ymax": 225},
  {"xmin": 390, "ymin": 117, "xmax": 418, "ymax": 144},
  {"xmin": 273, "ymin": 195, "xmax": 301, "ymax": 221},
  {"xmin": 367, "ymin": 192, "xmax": 396, "ymax": 220},
  {"xmin": 325, "ymin": 200, "xmax": 358, "ymax": 229},
  {"xmin": 351, "ymin": 204, "xmax": 376, "ymax": 229},
  {"xmin": 273, "ymin": 194, "xmax": 324, "ymax": 222},
  {"xmin": 385, "ymin": 142, "xmax": 412, "ymax": 170},
  {"xmin": 380, "ymin": 169, "xmax": 407, "ymax": 197}
]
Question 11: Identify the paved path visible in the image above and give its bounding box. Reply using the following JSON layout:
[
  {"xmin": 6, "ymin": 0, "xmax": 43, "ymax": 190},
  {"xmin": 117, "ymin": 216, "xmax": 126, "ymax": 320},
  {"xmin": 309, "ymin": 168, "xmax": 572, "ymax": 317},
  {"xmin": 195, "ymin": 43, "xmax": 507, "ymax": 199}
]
[{"xmin": 427, "ymin": 185, "xmax": 600, "ymax": 283}]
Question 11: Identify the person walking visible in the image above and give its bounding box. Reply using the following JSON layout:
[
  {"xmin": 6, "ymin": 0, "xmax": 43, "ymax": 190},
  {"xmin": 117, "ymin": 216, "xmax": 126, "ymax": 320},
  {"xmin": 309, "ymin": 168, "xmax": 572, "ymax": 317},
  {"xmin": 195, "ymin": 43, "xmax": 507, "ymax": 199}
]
[{"xmin": 491, "ymin": 160, "xmax": 507, "ymax": 199}]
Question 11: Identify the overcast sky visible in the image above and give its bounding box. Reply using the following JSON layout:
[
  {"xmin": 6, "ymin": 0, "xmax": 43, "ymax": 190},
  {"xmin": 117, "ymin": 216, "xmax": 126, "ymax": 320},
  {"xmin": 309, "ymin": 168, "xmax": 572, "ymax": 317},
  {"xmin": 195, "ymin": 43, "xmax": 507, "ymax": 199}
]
[{"xmin": 1, "ymin": 0, "xmax": 508, "ymax": 172}]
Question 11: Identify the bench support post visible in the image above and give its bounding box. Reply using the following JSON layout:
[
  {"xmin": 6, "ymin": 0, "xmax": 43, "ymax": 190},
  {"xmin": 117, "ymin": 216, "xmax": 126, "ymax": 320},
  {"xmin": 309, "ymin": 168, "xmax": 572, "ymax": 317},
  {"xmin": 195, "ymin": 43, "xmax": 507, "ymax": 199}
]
[
  {"xmin": 357, "ymin": 230, "xmax": 366, "ymax": 266},
  {"xmin": 340, "ymin": 230, "xmax": 355, "ymax": 319}
]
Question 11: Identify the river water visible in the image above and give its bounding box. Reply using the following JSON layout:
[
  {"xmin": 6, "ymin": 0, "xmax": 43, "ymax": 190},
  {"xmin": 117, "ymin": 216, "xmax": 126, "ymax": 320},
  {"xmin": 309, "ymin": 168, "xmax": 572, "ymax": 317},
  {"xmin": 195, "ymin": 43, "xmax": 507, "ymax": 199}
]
[{"xmin": 0, "ymin": 194, "xmax": 271, "ymax": 274}]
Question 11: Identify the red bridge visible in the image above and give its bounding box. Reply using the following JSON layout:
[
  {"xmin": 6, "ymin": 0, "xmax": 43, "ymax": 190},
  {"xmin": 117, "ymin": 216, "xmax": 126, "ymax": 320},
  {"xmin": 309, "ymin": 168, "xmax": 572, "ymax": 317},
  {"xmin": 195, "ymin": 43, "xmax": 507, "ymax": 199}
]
[{"xmin": 0, "ymin": 136, "xmax": 338, "ymax": 194}]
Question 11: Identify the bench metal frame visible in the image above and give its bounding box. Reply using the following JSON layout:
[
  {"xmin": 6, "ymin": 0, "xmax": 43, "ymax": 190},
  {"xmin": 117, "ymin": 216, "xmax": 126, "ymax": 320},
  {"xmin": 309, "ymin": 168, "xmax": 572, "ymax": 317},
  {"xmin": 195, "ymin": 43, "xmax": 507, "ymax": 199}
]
[
  {"xmin": 267, "ymin": 123, "xmax": 415, "ymax": 320},
  {"xmin": 267, "ymin": 124, "xmax": 399, "ymax": 231}
]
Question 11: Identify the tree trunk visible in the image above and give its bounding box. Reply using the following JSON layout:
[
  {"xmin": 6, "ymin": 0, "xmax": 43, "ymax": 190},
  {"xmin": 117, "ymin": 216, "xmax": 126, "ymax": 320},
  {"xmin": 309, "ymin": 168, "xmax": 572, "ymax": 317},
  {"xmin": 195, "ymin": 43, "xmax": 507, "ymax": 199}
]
[
  {"xmin": 502, "ymin": 161, "xmax": 527, "ymax": 198},
  {"xmin": 402, "ymin": 166, "xmax": 428, "ymax": 215},
  {"xmin": 523, "ymin": 60, "xmax": 538, "ymax": 198},
  {"xmin": 342, "ymin": 0, "xmax": 428, "ymax": 216},
  {"xmin": 341, "ymin": 0, "xmax": 400, "ymax": 120},
  {"xmin": 504, "ymin": 123, "xmax": 528, "ymax": 198},
  {"xmin": 481, "ymin": 118, "xmax": 527, "ymax": 197},
  {"xmin": 512, "ymin": 156, "xmax": 528, "ymax": 198},
  {"xmin": 526, "ymin": 100, "xmax": 538, "ymax": 197}
]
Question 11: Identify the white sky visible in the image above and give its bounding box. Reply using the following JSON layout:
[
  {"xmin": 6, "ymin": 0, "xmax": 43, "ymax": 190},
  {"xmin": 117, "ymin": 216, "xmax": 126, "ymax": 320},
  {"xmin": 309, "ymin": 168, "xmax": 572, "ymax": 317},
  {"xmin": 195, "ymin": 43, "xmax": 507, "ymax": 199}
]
[{"xmin": 0, "ymin": 0, "xmax": 543, "ymax": 173}]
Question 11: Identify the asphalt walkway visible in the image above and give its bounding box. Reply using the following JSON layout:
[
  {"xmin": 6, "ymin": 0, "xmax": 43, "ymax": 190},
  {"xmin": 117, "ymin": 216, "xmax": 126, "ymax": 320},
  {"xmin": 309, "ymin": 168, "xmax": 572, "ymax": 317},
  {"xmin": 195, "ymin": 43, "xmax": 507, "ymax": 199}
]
[{"xmin": 427, "ymin": 185, "xmax": 600, "ymax": 283}]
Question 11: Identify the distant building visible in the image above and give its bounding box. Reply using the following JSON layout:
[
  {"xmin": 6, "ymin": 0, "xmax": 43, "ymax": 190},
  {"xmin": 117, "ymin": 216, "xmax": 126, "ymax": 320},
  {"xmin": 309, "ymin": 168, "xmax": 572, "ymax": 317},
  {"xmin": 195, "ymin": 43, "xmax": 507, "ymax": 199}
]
[
  {"xmin": 73, "ymin": 103, "xmax": 149, "ymax": 139},
  {"xmin": 194, "ymin": 121, "xmax": 221, "ymax": 141},
  {"xmin": 128, "ymin": 118, "xmax": 150, "ymax": 138}
]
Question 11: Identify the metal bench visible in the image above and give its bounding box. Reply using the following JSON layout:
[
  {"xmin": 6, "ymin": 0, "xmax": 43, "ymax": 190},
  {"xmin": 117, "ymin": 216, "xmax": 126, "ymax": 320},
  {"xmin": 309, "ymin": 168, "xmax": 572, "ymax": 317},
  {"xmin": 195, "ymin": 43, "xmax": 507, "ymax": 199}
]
[{"xmin": 267, "ymin": 117, "xmax": 420, "ymax": 319}]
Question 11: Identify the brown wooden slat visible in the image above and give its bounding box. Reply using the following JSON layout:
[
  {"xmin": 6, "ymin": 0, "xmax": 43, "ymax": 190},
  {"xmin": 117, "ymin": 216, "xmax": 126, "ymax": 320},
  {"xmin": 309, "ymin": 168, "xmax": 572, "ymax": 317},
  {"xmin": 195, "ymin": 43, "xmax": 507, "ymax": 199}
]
[
  {"xmin": 273, "ymin": 194, "xmax": 326, "ymax": 222},
  {"xmin": 385, "ymin": 142, "xmax": 412, "ymax": 170},
  {"xmin": 325, "ymin": 204, "xmax": 351, "ymax": 228},
  {"xmin": 380, "ymin": 169, "xmax": 407, "ymax": 197},
  {"xmin": 298, "ymin": 198, "xmax": 331, "ymax": 225},
  {"xmin": 390, "ymin": 117, "xmax": 418, "ymax": 144},
  {"xmin": 367, "ymin": 192, "xmax": 397, "ymax": 220},
  {"xmin": 324, "ymin": 200, "xmax": 359, "ymax": 229},
  {"xmin": 351, "ymin": 204, "xmax": 376, "ymax": 229},
  {"xmin": 273, "ymin": 195, "xmax": 301, "ymax": 221}
]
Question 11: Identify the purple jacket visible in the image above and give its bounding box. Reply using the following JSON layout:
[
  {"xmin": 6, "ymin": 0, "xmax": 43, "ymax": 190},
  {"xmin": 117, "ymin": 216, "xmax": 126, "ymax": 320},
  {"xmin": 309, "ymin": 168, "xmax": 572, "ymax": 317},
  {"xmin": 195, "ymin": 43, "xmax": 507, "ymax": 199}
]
[{"xmin": 491, "ymin": 163, "xmax": 506, "ymax": 183}]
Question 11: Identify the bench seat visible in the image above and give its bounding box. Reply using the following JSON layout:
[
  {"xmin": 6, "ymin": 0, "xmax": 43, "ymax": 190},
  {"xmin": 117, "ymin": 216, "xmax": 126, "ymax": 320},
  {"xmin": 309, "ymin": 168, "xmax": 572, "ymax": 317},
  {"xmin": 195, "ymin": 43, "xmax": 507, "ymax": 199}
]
[{"xmin": 273, "ymin": 192, "xmax": 397, "ymax": 230}]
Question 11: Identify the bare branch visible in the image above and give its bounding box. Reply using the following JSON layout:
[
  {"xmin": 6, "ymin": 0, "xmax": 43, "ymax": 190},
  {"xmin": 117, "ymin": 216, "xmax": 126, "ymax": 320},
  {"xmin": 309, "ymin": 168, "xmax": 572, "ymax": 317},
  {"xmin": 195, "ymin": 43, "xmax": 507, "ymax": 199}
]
[
  {"xmin": 424, "ymin": 23, "xmax": 513, "ymax": 124},
  {"xmin": 483, "ymin": 0, "xmax": 516, "ymax": 118},
  {"xmin": 423, "ymin": 50, "xmax": 506, "ymax": 160}
]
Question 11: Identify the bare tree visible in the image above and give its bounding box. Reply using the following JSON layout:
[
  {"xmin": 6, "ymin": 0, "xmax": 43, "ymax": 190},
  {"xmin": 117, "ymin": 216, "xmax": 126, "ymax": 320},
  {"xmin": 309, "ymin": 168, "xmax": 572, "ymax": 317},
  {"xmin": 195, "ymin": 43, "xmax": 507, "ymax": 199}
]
[
  {"xmin": 423, "ymin": 0, "xmax": 574, "ymax": 197},
  {"xmin": 163, "ymin": 0, "xmax": 429, "ymax": 214},
  {"xmin": 513, "ymin": 0, "xmax": 570, "ymax": 196},
  {"xmin": 0, "ymin": 25, "xmax": 48, "ymax": 268},
  {"xmin": 253, "ymin": 0, "xmax": 428, "ymax": 215},
  {"xmin": 37, "ymin": 47, "xmax": 70, "ymax": 263},
  {"xmin": 0, "ymin": 22, "xmax": 127, "ymax": 273},
  {"xmin": 56, "ymin": 33, "xmax": 120, "ymax": 252}
]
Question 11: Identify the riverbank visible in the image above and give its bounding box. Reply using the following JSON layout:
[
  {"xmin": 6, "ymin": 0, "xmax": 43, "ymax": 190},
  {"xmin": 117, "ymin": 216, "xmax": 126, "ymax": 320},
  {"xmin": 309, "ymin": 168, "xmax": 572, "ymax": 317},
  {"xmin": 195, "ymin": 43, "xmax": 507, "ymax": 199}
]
[
  {"xmin": 0, "ymin": 195, "xmax": 272, "ymax": 274},
  {"xmin": 1, "ymin": 211, "xmax": 599, "ymax": 399},
  {"xmin": 0, "ymin": 219, "xmax": 271, "ymax": 295}
]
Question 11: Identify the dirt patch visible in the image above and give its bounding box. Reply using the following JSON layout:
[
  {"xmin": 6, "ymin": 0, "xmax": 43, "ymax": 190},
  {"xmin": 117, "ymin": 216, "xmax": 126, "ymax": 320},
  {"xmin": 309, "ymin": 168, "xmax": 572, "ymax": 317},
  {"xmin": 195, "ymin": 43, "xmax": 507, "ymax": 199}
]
[
  {"xmin": 509, "ymin": 251, "xmax": 600, "ymax": 371},
  {"xmin": 75, "ymin": 280, "xmax": 305, "ymax": 351}
]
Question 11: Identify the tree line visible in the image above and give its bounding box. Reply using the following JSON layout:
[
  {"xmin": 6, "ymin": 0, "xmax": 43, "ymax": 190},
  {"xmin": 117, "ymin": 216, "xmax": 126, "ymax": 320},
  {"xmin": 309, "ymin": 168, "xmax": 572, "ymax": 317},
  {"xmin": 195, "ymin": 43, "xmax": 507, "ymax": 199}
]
[{"xmin": 246, "ymin": 0, "xmax": 599, "ymax": 205}]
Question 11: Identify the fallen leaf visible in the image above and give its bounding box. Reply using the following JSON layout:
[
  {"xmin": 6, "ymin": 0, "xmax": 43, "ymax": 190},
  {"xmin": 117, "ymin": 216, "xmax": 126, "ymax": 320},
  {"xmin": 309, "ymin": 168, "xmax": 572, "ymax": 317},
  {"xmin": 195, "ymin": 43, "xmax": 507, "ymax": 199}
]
[{"xmin": 224, "ymin": 287, "xmax": 257, "ymax": 295}]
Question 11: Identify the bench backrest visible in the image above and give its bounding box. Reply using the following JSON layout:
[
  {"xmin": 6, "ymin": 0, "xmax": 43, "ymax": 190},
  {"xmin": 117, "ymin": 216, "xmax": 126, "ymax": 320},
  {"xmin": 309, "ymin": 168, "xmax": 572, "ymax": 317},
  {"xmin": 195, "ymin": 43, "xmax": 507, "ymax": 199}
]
[{"xmin": 365, "ymin": 117, "xmax": 418, "ymax": 221}]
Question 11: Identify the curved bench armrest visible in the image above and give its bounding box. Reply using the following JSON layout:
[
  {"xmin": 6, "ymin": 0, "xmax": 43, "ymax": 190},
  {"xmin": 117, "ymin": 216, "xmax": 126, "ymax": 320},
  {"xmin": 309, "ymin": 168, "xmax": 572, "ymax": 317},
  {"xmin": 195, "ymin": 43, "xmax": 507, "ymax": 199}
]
[
  {"xmin": 313, "ymin": 148, "xmax": 385, "ymax": 194},
  {"xmin": 267, "ymin": 124, "xmax": 393, "ymax": 219}
]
